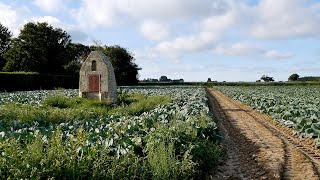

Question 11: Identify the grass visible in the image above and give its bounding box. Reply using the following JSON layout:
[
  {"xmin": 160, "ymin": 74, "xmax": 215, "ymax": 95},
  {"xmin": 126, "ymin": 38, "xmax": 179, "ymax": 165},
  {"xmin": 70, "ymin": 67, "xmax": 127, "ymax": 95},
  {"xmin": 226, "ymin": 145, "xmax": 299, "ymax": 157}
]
[
  {"xmin": 0, "ymin": 113, "xmax": 221, "ymax": 179},
  {"xmin": 0, "ymin": 92, "xmax": 172, "ymax": 124},
  {"xmin": 110, "ymin": 94, "xmax": 171, "ymax": 116},
  {"xmin": 0, "ymin": 91, "xmax": 222, "ymax": 179}
]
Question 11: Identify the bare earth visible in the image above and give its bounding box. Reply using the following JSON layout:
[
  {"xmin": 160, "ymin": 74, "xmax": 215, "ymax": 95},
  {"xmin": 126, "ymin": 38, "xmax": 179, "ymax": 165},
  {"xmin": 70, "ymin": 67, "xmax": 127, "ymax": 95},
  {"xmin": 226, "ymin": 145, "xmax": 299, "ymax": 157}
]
[{"xmin": 207, "ymin": 88, "xmax": 320, "ymax": 180}]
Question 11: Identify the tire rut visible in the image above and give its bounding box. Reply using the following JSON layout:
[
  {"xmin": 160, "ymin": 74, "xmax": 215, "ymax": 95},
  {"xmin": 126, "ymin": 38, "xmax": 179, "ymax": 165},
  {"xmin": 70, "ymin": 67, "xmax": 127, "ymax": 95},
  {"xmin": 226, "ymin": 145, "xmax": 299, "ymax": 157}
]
[{"xmin": 207, "ymin": 88, "xmax": 320, "ymax": 180}]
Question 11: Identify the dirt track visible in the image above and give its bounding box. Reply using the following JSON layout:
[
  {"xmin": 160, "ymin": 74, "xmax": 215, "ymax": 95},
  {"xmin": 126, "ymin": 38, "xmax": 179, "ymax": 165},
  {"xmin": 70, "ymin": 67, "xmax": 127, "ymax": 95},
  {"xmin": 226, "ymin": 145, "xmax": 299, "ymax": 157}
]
[{"xmin": 207, "ymin": 88, "xmax": 320, "ymax": 180}]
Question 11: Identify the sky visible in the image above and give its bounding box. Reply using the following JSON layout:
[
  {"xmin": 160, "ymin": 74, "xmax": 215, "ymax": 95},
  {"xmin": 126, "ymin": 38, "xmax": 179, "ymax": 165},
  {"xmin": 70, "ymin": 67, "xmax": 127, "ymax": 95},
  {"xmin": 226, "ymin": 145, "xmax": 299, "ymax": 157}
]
[{"xmin": 0, "ymin": 0, "xmax": 320, "ymax": 82}]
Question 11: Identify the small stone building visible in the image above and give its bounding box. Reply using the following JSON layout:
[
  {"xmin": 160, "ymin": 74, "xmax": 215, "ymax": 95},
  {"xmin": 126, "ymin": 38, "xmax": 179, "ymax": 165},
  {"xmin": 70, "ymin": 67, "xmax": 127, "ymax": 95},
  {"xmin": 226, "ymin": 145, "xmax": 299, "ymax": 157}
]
[{"xmin": 79, "ymin": 51, "xmax": 117, "ymax": 103}]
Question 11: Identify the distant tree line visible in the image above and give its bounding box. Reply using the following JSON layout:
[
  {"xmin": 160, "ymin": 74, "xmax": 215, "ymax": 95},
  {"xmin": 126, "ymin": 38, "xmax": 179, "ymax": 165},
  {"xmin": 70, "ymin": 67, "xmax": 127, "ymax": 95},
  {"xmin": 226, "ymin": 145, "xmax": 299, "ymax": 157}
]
[
  {"xmin": 0, "ymin": 22, "xmax": 140, "ymax": 85},
  {"xmin": 288, "ymin": 74, "xmax": 320, "ymax": 82},
  {"xmin": 141, "ymin": 76, "xmax": 184, "ymax": 83}
]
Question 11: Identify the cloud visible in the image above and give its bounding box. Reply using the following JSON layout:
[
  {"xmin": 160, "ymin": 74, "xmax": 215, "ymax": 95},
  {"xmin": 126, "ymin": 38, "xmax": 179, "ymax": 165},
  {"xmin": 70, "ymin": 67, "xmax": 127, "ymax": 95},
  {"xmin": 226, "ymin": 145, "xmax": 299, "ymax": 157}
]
[
  {"xmin": 0, "ymin": 2, "xmax": 30, "ymax": 36},
  {"xmin": 263, "ymin": 50, "xmax": 294, "ymax": 59},
  {"xmin": 117, "ymin": 0, "xmax": 227, "ymax": 21},
  {"xmin": 214, "ymin": 43, "xmax": 263, "ymax": 56},
  {"xmin": 72, "ymin": 0, "xmax": 119, "ymax": 28},
  {"xmin": 153, "ymin": 12, "xmax": 236, "ymax": 56},
  {"xmin": 251, "ymin": 0, "xmax": 320, "ymax": 39},
  {"xmin": 139, "ymin": 20, "xmax": 170, "ymax": 41},
  {"xmin": 33, "ymin": 0, "xmax": 64, "ymax": 12},
  {"xmin": 213, "ymin": 42, "xmax": 294, "ymax": 59},
  {"xmin": 30, "ymin": 16, "xmax": 89, "ymax": 43},
  {"xmin": 30, "ymin": 16, "xmax": 63, "ymax": 27}
]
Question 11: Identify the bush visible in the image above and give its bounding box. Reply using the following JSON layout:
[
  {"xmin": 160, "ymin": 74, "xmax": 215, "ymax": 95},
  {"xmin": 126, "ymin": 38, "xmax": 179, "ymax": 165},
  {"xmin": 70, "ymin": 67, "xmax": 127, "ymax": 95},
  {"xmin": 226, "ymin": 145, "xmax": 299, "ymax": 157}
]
[
  {"xmin": 288, "ymin": 74, "xmax": 299, "ymax": 81},
  {"xmin": 43, "ymin": 95, "xmax": 70, "ymax": 108},
  {"xmin": 0, "ymin": 72, "xmax": 78, "ymax": 91}
]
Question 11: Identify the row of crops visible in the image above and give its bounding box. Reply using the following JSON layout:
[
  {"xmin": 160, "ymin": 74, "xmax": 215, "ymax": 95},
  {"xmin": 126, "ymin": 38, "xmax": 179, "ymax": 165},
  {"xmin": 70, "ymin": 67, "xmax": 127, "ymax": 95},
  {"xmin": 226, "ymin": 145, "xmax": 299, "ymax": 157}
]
[
  {"xmin": 0, "ymin": 86, "xmax": 221, "ymax": 179},
  {"xmin": 215, "ymin": 86, "xmax": 320, "ymax": 141}
]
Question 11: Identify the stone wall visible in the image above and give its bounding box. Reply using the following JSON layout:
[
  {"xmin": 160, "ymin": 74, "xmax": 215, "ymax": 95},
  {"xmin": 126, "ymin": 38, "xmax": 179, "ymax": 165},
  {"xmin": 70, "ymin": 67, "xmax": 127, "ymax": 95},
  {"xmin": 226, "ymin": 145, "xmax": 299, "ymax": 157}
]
[{"xmin": 79, "ymin": 51, "xmax": 117, "ymax": 103}]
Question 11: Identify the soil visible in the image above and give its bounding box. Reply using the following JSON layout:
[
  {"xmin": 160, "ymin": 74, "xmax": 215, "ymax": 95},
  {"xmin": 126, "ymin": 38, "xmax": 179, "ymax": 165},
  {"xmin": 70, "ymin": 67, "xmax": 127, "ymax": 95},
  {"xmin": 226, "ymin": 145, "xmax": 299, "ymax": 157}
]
[{"xmin": 206, "ymin": 88, "xmax": 320, "ymax": 180}]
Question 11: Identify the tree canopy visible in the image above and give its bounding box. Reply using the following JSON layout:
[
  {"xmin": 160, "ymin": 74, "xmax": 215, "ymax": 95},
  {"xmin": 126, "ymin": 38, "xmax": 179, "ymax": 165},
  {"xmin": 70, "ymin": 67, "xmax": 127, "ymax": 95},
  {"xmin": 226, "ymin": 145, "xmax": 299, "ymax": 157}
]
[
  {"xmin": 64, "ymin": 43, "xmax": 91, "ymax": 75},
  {"xmin": 288, "ymin": 74, "xmax": 299, "ymax": 81},
  {"xmin": 261, "ymin": 75, "xmax": 274, "ymax": 82},
  {"xmin": 3, "ymin": 22, "xmax": 71, "ymax": 74},
  {"xmin": 0, "ymin": 23, "xmax": 12, "ymax": 70},
  {"xmin": 1, "ymin": 21, "xmax": 141, "ymax": 85},
  {"xmin": 101, "ymin": 45, "xmax": 141, "ymax": 85}
]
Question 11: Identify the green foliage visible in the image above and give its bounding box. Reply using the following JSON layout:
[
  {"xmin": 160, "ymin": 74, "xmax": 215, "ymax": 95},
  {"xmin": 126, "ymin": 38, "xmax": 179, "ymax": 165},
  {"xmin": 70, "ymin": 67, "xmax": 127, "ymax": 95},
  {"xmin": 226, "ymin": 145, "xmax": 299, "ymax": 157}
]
[
  {"xmin": 217, "ymin": 86, "xmax": 320, "ymax": 141},
  {"xmin": 147, "ymin": 139, "xmax": 186, "ymax": 179},
  {"xmin": 159, "ymin": 76, "xmax": 169, "ymax": 82},
  {"xmin": 0, "ymin": 23, "xmax": 12, "ymax": 70},
  {"xmin": 0, "ymin": 72, "xmax": 78, "ymax": 91},
  {"xmin": 298, "ymin": 76, "xmax": 320, "ymax": 82},
  {"xmin": 64, "ymin": 43, "xmax": 91, "ymax": 75},
  {"xmin": 90, "ymin": 45, "xmax": 141, "ymax": 85},
  {"xmin": 260, "ymin": 75, "xmax": 274, "ymax": 82},
  {"xmin": 1, "ymin": 21, "xmax": 142, "ymax": 86},
  {"xmin": 0, "ymin": 92, "xmax": 170, "ymax": 124},
  {"xmin": 43, "ymin": 94, "xmax": 71, "ymax": 108},
  {"xmin": 0, "ymin": 87, "xmax": 221, "ymax": 179},
  {"xmin": 111, "ymin": 95, "xmax": 171, "ymax": 116},
  {"xmin": 288, "ymin": 73, "xmax": 299, "ymax": 81},
  {"xmin": 3, "ymin": 22, "xmax": 70, "ymax": 74},
  {"xmin": 0, "ymin": 129, "xmax": 151, "ymax": 179}
]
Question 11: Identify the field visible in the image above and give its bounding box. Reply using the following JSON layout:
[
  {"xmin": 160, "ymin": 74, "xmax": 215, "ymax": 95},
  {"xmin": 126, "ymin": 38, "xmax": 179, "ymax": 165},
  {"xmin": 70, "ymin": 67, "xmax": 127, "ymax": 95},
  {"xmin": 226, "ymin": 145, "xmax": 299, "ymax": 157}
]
[
  {"xmin": 2, "ymin": 85, "xmax": 320, "ymax": 179},
  {"xmin": 215, "ymin": 86, "xmax": 320, "ymax": 142},
  {"xmin": 0, "ymin": 86, "xmax": 221, "ymax": 179}
]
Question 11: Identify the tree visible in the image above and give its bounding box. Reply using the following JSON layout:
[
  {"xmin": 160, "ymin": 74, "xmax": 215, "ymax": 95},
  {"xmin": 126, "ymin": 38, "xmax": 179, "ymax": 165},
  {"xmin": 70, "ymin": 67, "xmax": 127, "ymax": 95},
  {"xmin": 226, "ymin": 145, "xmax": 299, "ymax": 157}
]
[
  {"xmin": 64, "ymin": 43, "xmax": 90, "ymax": 75},
  {"xmin": 288, "ymin": 73, "xmax": 299, "ymax": 81},
  {"xmin": 101, "ymin": 45, "xmax": 141, "ymax": 85},
  {"xmin": 260, "ymin": 75, "xmax": 274, "ymax": 82},
  {"xmin": 0, "ymin": 23, "xmax": 12, "ymax": 70},
  {"xmin": 3, "ymin": 22, "xmax": 71, "ymax": 74},
  {"xmin": 159, "ymin": 76, "xmax": 168, "ymax": 82},
  {"xmin": 207, "ymin": 78, "xmax": 211, "ymax": 82}
]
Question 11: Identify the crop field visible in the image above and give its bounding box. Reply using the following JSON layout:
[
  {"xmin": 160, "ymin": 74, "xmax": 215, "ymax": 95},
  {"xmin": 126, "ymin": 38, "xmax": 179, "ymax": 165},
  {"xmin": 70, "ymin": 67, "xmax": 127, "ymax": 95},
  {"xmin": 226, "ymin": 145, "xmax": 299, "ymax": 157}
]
[
  {"xmin": 0, "ymin": 86, "xmax": 220, "ymax": 179},
  {"xmin": 215, "ymin": 86, "xmax": 320, "ymax": 142}
]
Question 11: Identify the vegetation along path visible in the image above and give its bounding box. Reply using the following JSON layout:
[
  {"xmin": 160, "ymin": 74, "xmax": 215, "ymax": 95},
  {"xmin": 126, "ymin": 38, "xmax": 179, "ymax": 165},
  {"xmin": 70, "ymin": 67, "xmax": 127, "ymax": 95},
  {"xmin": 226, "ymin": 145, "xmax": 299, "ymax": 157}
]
[{"xmin": 206, "ymin": 88, "xmax": 320, "ymax": 179}]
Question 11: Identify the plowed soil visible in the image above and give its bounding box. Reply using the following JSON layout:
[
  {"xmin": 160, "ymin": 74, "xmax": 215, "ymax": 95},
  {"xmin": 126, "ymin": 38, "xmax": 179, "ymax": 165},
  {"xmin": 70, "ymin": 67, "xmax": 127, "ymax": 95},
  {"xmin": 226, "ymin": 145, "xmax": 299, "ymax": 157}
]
[{"xmin": 207, "ymin": 88, "xmax": 320, "ymax": 180}]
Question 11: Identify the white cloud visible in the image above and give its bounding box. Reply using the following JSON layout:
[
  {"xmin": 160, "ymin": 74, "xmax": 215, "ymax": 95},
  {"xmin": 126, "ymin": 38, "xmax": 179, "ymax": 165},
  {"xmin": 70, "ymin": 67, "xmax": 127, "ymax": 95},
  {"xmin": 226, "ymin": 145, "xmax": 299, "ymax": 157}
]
[
  {"xmin": 214, "ymin": 42, "xmax": 294, "ymax": 59},
  {"xmin": 214, "ymin": 43, "xmax": 263, "ymax": 56},
  {"xmin": 30, "ymin": 16, "xmax": 89, "ymax": 43},
  {"xmin": 153, "ymin": 12, "xmax": 236, "ymax": 56},
  {"xmin": 251, "ymin": 0, "xmax": 320, "ymax": 39},
  {"xmin": 117, "ymin": 0, "xmax": 226, "ymax": 21},
  {"xmin": 30, "ymin": 16, "xmax": 63, "ymax": 27},
  {"xmin": 72, "ymin": 0, "xmax": 119, "ymax": 28},
  {"xmin": 72, "ymin": 0, "xmax": 235, "ymax": 32},
  {"xmin": 0, "ymin": 2, "xmax": 30, "ymax": 36},
  {"xmin": 33, "ymin": 0, "xmax": 64, "ymax": 12},
  {"xmin": 139, "ymin": 20, "xmax": 170, "ymax": 41},
  {"xmin": 263, "ymin": 50, "xmax": 294, "ymax": 59}
]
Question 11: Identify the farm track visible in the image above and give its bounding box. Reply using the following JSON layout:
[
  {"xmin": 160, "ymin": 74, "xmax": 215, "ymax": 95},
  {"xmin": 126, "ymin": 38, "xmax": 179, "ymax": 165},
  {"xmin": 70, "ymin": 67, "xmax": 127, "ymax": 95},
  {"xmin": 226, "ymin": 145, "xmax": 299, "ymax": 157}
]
[{"xmin": 206, "ymin": 88, "xmax": 320, "ymax": 180}]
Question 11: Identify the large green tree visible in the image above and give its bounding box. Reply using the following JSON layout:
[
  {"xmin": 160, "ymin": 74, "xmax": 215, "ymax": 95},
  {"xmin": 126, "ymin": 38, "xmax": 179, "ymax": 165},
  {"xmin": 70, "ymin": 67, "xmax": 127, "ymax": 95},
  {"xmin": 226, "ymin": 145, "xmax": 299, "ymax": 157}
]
[
  {"xmin": 288, "ymin": 73, "xmax": 299, "ymax": 81},
  {"xmin": 90, "ymin": 45, "xmax": 141, "ymax": 85},
  {"xmin": 64, "ymin": 43, "xmax": 90, "ymax": 75},
  {"xmin": 103, "ymin": 45, "xmax": 141, "ymax": 85},
  {"xmin": 3, "ymin": 22, "xmax": 71, "ymax": 74},
  {"xmin": 261, "ymin": 75, "xmax": 274, "ymax": 82},
  {"xmin": 0, "ymin": 23, "xmax": 12, "ymax": 70}
]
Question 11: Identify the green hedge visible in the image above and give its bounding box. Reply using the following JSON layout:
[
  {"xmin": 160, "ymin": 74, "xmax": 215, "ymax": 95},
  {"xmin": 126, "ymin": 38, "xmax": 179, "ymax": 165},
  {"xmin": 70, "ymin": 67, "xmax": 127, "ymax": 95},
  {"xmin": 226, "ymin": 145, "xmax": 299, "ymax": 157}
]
[
  {"xmin": 138, "ymin": 81, "xmax": 320, "ymax": 87},
  {"xmin": 0, "ymin": 72, "xmax": 78, "ymax": 91}
]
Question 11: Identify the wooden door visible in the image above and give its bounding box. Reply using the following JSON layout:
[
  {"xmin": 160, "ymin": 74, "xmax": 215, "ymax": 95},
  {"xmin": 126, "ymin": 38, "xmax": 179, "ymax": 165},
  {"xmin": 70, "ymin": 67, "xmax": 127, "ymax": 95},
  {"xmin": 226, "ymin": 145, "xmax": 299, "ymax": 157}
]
[{"xmin": 88, "ymin": 75, "xmax": 100, "ymax": 92}]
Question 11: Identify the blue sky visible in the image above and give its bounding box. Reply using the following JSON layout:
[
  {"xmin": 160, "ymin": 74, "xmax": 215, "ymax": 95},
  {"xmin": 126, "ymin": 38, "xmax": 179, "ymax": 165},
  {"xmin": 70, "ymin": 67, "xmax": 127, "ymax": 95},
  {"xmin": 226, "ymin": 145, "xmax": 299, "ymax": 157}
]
[{"xmin": 0, "ymin": 0, "xmax": 319, "ymax": 82}]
